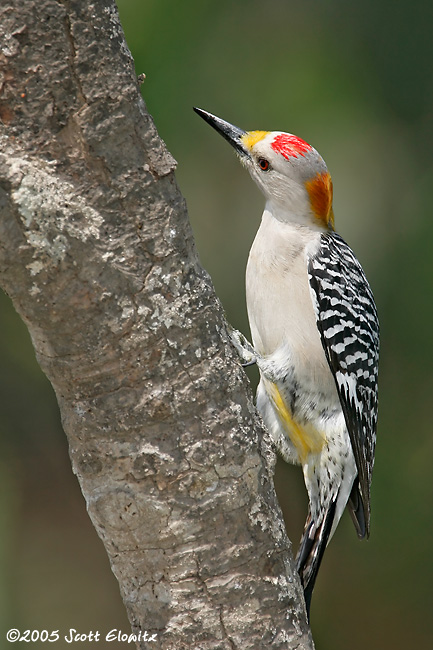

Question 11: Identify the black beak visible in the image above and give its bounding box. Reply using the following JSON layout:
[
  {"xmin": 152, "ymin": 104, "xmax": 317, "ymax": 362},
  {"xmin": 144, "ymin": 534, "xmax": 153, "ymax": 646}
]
[{"xmin": 193, "ymin": 107, "xmax": 249, "ymax": 157}]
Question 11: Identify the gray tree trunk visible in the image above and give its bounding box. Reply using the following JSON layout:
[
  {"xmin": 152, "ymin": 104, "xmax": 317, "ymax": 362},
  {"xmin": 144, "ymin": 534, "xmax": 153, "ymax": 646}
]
[{"xmin": 0, "ymin": 1, "xmax": 314, "ymax": 648}]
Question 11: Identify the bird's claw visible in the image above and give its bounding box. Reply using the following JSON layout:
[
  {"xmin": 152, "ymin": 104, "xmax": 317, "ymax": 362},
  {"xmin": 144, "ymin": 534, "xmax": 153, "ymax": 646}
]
[{"xmin": 229, "ymin": 327, "xmax": 257, "ymax": 367}]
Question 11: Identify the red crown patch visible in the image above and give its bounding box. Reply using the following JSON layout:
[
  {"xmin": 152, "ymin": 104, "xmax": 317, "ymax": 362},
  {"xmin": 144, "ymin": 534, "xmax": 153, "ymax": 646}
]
[{"xmin": 271, "ymin": 133, "xmax": 311, "ymax": 159}]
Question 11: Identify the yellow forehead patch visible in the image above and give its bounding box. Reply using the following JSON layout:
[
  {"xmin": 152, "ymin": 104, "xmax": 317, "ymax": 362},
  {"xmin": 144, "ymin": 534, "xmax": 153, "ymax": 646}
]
[
  {"xmin": 305, "ymin": 171, "xmax": 335, "ymax": 230},
  {"xmin": 241, "ymin": 130, "xmax": 269, "ymax": 150}
]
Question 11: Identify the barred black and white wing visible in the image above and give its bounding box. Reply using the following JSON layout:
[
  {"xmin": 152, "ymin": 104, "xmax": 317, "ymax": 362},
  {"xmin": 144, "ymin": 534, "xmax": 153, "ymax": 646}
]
[{"xmin": 307, "ymin": 232, "xmax": 379, "ymax": 536}]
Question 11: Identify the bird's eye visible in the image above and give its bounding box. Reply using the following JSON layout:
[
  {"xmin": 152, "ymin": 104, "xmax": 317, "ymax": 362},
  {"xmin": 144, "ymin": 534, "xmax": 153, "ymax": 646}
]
[{"xmin": 258, "ymin": 158, "xmax": 270, "ymax": 171}]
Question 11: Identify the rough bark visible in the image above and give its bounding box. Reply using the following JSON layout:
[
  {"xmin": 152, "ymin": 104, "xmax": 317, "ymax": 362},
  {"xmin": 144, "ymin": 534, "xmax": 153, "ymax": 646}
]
[{"xmin": 0, "ymin": 1, "xmax": 314, "ymax": 648}]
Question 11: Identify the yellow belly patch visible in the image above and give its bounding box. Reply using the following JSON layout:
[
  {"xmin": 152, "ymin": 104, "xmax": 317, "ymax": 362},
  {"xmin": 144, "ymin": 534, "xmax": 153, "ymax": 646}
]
[{"xmin": 268, "ymin": 381, "xmax": 326, "ymax": 464}]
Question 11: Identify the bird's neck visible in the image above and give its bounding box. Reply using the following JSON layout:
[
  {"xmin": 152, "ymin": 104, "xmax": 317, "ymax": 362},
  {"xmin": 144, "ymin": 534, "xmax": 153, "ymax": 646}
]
[{"xmin": 265, "ymin": 200, "xmax": 327, "ymax": 233}]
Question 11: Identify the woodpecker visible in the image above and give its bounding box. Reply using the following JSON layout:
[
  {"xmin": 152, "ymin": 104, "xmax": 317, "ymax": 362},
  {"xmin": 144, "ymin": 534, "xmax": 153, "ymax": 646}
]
[{"xmin": 194, "ymin": 107, "xmax": 379, "ymax": 617}]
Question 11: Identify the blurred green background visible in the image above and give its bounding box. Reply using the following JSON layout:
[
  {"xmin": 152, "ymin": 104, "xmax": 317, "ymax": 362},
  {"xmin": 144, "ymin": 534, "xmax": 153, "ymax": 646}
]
[{"xmin": 1, "ymin": 0, "xmax": 432, "ymax": 648}]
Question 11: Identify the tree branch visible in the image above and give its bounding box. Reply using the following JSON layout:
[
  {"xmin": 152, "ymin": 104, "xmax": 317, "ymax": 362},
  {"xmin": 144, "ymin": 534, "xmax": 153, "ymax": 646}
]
[{"xmin": 0, "ymin": 1, "xmax": 313, "ymax": 648}]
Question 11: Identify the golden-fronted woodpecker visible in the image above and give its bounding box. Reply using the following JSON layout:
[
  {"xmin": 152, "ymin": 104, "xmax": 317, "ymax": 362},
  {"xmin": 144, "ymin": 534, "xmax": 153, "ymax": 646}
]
[{"xmin": 194, "ymin": 107, "xmax": 379, "ymax": 617}]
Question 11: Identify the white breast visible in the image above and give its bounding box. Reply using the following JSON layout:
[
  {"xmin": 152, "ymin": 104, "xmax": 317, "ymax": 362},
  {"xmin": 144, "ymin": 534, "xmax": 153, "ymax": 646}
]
[{"xmin": 246, "ymin": 207, "xmax": 332, "ymax": 388}]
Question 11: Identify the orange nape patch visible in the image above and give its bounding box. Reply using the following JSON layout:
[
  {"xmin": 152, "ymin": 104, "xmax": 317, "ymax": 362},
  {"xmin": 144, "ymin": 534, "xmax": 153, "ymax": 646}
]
[
  {"xmin": 268, "ymin": 381, "xmax": 327, "ymax": 465},
  {"xmin": 305, "ymin": 171, "xmax": 334, "ymax": 230},
  {"xmin": 241, "ymin": 130, "xmax": 269, "ymax": 150}
]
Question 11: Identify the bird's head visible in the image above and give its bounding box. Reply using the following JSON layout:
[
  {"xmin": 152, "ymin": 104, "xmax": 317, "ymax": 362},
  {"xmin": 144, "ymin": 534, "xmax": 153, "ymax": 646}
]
[{"xmin": 194, "ymin": 107, "xmax": 334, "ymax": 230}]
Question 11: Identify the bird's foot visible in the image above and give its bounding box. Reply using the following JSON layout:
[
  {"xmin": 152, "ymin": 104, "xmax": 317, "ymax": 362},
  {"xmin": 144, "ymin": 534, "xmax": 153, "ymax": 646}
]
[{"xmin": 229, "ymin": 327, "xmax": 257, "ymax": 367}]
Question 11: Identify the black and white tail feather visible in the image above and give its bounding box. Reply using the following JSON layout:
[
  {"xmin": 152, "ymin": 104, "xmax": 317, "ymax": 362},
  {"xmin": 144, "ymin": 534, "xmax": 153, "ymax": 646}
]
[
  {"xmin": 297, "ymin": 231, "xmax": 379, "ymax": 615},
  {"xmin": 296, "ymin": 500, "xmax": 337, "ymax": 618}
]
